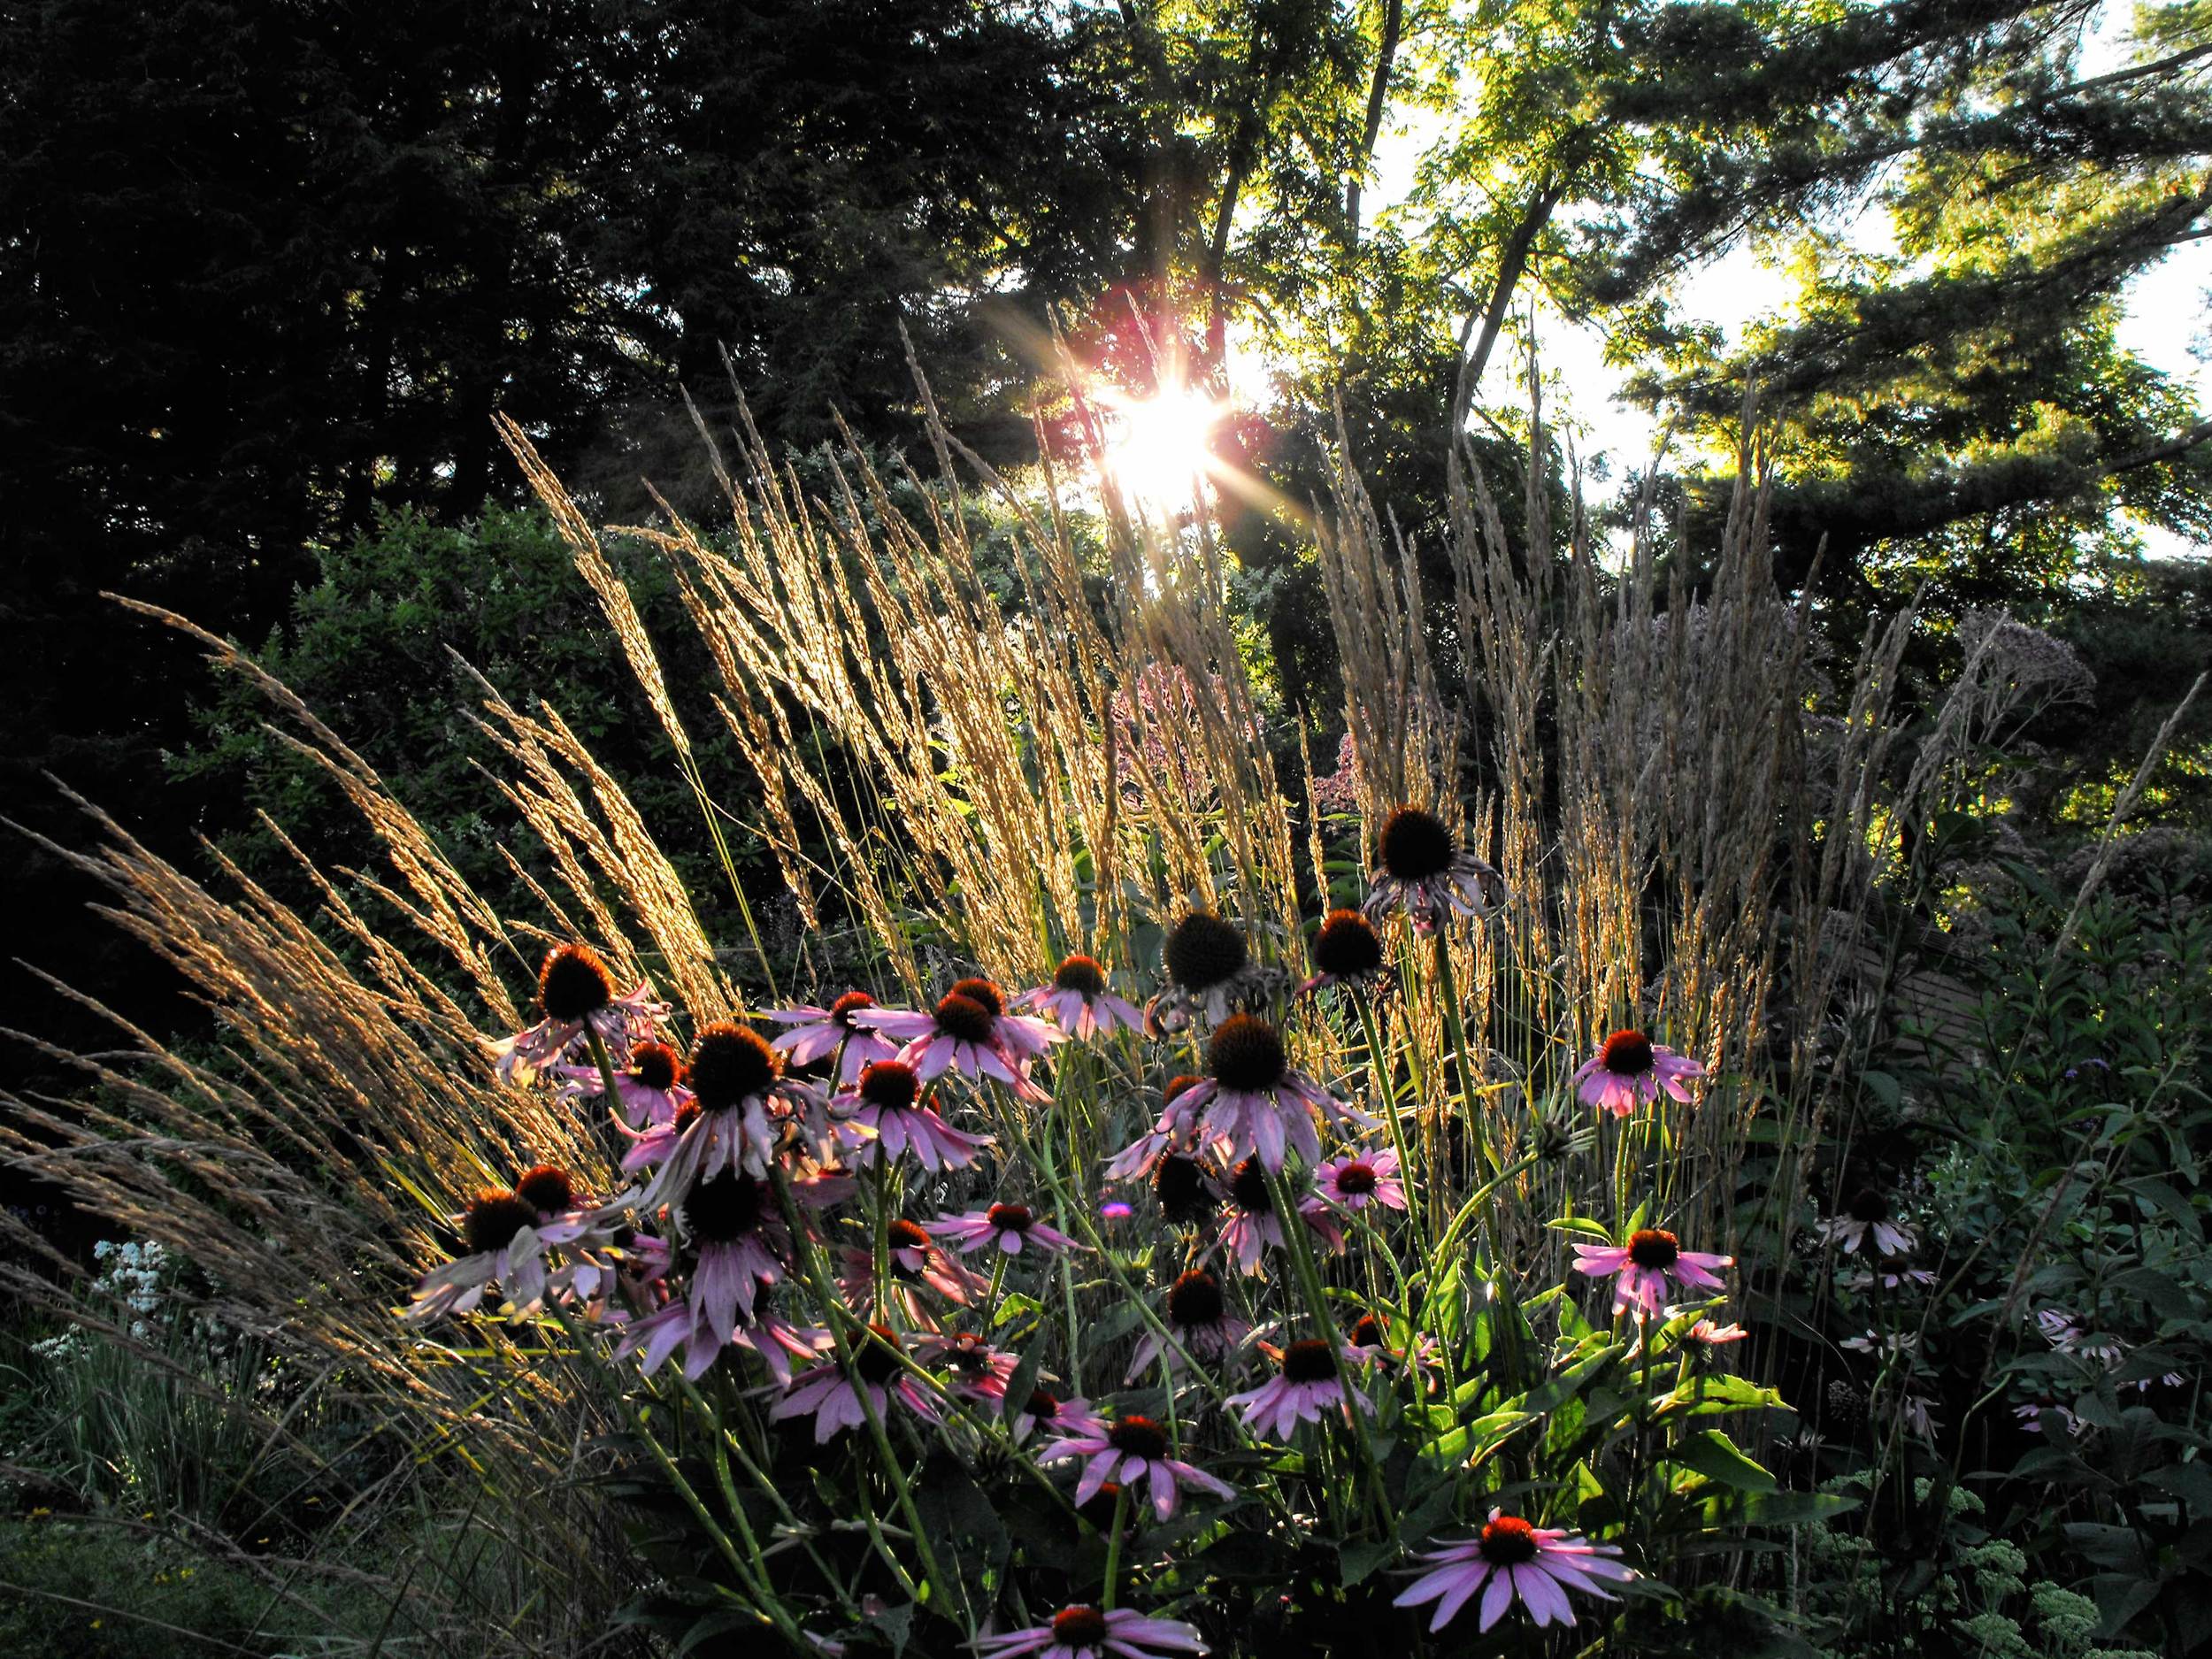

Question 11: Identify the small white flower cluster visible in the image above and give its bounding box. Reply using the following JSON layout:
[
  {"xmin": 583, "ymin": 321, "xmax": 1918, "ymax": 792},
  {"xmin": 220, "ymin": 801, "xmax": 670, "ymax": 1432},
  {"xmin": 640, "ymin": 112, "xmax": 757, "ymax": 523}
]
[{"xmin": 91, "ymin": 1238, "xmax": 169, "ymax": 1338}]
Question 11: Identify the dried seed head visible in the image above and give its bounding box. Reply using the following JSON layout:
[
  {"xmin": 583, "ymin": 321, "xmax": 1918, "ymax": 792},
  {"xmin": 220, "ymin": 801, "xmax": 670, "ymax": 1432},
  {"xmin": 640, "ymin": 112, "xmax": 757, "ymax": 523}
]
[
  {"xmin": 1377, "ymin": 806, "xmax": 1454, "ymax": 881},
  {"xmin": 1312, "ymin": 910, "xmax": 1384, "ymax": 978},
  {"xmin": 1164, "ymin": 911, "xmax": 1248, "ymax": 988}
]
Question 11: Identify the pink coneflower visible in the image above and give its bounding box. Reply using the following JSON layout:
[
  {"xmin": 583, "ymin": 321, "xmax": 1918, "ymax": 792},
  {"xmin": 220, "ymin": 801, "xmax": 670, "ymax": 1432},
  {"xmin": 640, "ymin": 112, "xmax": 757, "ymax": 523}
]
[
  {"xmin": 1392, "ymin": 1510, "xmax": 1633, "ymax": 1632},
  {"xmin": 919, "ymin": 1329, "xmax": 1020, "ymax": 1407},
  {"xmin": 1840, "ymin": 1258, "xmax": 1935, "ymax": 1292},
  {"xmin": 856, "ymin": 978, "xmax": 1060, "ymax": 1101},
  {"xmin": 1018, "ymin": 955, "xmax": 1146, "ymax": 1039},
  {"xmin": 838, "ymin": 1217, "xmax": 987, "ymax": 1317},
  {"xmin": 2034, "ymin": 1306, "xmax": 2120, "ymax": 1362},
  {"xmin": 1143, "ymin": 911, "xmax": 1289, "ymax": 1034},
  {"xmin": 1316, "ymin": 1148, "xmax": 1405, "ymax": 1213},
  {"xmin": 672, "ymin": 1169, "xmax": 787, "ymax": 1325},
  {"xmin": 1125, "ymin": 1268, "xmax": 1250, "ymax": 1382},
  {"xmin": 1572, "ymin": 1229, "xmax": 1732, "ymax": 1319},
  {"xmin": 833, "ymin": 1060, "xmax": 993, "ymax": 1171},
  {"xmin": 764, "ymin": 991, "xmax": 900, "ymax": 1082},
  {"xmin": 1842, "ymin": 1330, "xmax": 1916, "ymax": 1357},
  {"xmin": 555, "ymin": 1037, "xmax": 690, "ymax": 1128},
  {"xmin": 769, "ymin": 1324, "xmax": 942, "ymax": 1442},
  {"xmin": 1227, "ymin": 1338, "xmax": 1371, "ymax": 1438},
  {"xmin": 616, "ymin": 1297, "xmax": 826, "ymax": 1384},
  {"xmin": 406, "ymin": 1179, "xmax": 601, "ymax": 1323},
  {"xmin": 1301, "ymin": 909, "xmax": 1386, "ymax": 994},
  {"xmin": 1816, "ymin": 1187, "xmax": 1916, "ymax": 1257},
  {"xmin": 493, "ymin": 943, "xmax": 667, "ymax": 1087},
  {"xmin": 1179, "ymin": 1014, "xmax": 1365, "ymax": 1172},
  {"xmin": 1104, "ymin": 1076, "xmax": 1209, "ymax": 1181},
  {"xmin": 925, "ymin": 1201, "xmax": 1083, "ymax": 1259},
  {"xmin": 1215, "ymin": 1158, "xmax": 1343, "ymax": 1277},
  {"xmin": 1571, "ymin": 1029, "xmax": 1703, "ymax": 1118},
  {"xmin": 1009, "ymin": 1386, "xmax": 1105, "ymax": 1447},
  {"xmin": 634, "ymin": 1022, "xmax": 826, "ymax": 1210},
  {"xmin": 1360, "ymin": 806, "xmax": 1505, "ymax": 934},
  {"xmin": 1036, "ymin": 1411, "xmax": 1236, "ymax": 1521},
  {"xmin": 972, "ymin": 1604, "xmax": 1207, "ymax": 1659}
]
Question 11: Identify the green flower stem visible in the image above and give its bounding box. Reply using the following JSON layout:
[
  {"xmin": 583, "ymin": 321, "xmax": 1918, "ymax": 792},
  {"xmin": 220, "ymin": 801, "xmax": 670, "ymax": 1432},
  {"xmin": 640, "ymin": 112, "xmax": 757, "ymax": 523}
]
[
  {"xmin": 1348, "ymin": 982, "xmax": 1419, "ymax": 1228},
  {"xmin": 1430, "ymin": 930, "xmax": 1499, "ymax": 1190},
  {"xmin": 1101, "ymin": 1485, "xmax": 1131, "ymax": 1610},
  {"xmin": 766, "ymin": 1163, "xmax": 964, "ymax": 1626},
  {"xmin": 1263, "ymin": 1160, "xmax": 1391, "ymax": 1536},
  {"xmin": 585, "ymin": 1026, "xmax": 629, "ymax": 1141},
  {"xmin": 549, "ymin": 1305, "xmax": 805, "ymax": 1641}
]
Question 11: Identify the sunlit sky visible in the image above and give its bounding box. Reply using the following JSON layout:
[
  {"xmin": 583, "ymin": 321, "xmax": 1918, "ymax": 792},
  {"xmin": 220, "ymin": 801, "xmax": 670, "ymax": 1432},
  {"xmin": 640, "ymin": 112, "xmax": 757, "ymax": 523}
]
[{"xmin": 1344, "ymin": 0, "xmax": 2212, "ymax": 557}]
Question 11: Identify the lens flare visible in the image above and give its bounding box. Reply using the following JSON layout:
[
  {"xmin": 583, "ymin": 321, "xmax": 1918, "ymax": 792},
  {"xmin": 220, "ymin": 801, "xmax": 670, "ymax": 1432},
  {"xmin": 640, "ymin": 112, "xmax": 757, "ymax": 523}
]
[{"xmin": 1099, "ymin": 384, "xmax": 1226, "ymax": 513}]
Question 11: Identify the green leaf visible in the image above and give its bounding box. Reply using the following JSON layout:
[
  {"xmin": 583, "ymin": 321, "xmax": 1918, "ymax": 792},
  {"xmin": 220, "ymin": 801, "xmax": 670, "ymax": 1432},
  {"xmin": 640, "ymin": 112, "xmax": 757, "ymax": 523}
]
[
  {"xmin": 1728, "ymin": 1489, "xmax": 1861, "ymax": 1526},
  {"xmin": 1339, "ymin": 1536, "xmax": 1400, "ymax": 1586},
  {"xmin": 1673, "ymin": 1429, "xmax": 1778, "ymax": 1492}
]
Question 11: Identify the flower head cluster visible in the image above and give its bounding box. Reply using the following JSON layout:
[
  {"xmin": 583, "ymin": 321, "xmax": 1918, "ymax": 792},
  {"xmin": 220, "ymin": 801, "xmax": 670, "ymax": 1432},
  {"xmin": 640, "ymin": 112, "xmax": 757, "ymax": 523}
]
[
  {"xmin": 1143, "ymin": 911, "xmax": 1289, "ymax": 1034},
  {"xmin": 1572, "ymin": 1227, "xmax": 1732, "ymax": 1319},
  {"xmin": 1572, "ymin": 1029, "xmax": 1703, "ymax": 1118},
  {"xmin": 1362, "ymin": 806, "xmax": 1504, "ymax": 933},
  {"xmin": 494, "ymin": 944, "xmax": 668, "ymax": 1087},
  {"xmin": 1394, "ymin": 1510, "xmax": 1632, "ymax": 1632}
]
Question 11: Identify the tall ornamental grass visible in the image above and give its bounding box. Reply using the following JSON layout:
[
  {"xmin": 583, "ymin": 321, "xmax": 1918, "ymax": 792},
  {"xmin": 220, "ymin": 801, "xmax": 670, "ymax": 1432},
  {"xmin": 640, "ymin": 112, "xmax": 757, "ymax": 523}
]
[{"xmin": 4, "ymin": 366, "xmax": 2123, "ymax": 1655}]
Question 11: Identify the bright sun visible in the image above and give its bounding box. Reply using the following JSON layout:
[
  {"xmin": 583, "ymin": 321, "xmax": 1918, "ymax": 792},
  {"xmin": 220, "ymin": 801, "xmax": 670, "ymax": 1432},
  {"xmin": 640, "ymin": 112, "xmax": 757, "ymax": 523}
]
[{"xmin": 1099, "ymin": 384, "xmax": 1226, "ymax": 515}]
